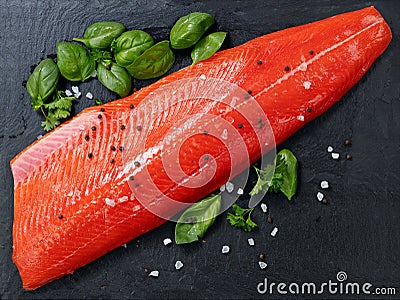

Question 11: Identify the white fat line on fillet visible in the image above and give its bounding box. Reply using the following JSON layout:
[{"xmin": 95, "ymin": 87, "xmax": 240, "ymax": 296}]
[{"xmin": 254, "ymin": 19, "xmax": 384, "ymax": 98}]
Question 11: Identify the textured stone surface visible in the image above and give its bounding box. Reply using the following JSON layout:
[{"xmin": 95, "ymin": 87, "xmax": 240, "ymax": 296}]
[{"xmin": 0, "ymin": 0, "xmax": 399, "ymax": 298}]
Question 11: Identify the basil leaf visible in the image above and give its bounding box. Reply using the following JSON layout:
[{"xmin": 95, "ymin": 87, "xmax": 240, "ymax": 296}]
[
  {"xmin": 97, "ymin": 61, "xmax": 131, "ymax": 97},
  {"xmin": 175, "ymin": 194, "xmax": 221, "ymax": 244},
  {"xmin": 170, "ymin": 12, "xmax": 215, "ymax": 49},
  {"xmin": 56, "ymin": 42, "xmax": 95, "ymax": 82},
  {"xmin": 191, "ymin": 32, "xmax": 226, "ymax": 65},
  {"xmin": 112, "ymin": 30, "xmax": 154, "ymax": 67},
  {"xmin": 26, "ymin": 58, "xmax": 59, "ymax": 110},
  {"xmin": 73, "ymin": 21, "xmax": 125, "ymax": 50},
  {"xmin": 126, "ymin": 40, "xmax": 175, "ymax": 80},
  {"xmin": 270, "ymin": 149, "xmax": 298, "ymax": 200}
]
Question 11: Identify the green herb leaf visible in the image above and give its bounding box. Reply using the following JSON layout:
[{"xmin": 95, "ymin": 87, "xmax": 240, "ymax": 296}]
[
  {"xmin": 26, "ymin": 58, "xmax": 60, "ymax": 110},
  {"xmin": 56, "ymin": 42, "xmax": 95, "ymax": 82},
  {"xmin": 191, "ymin": 32, "xmax": 226, "ymax": 65},
  {"xmin": 227, "ymin": 204, "xmax": 257, "ymax": 232},
  {"xmin": 73, "ymin": 21, "xmax": 125, "ymax": 50},
  {"xmin": 41, "ymin": 115, "xmax": 60, "ymax": 132},
  {"xmin": 112, "ymin": 30, "xmax": 154, "ymax": 67},
  {"xmin": 269, "ymin": 149, "xmax": 298, "ymax": 200},
  {"xmin": 250, "ymin": 149, "xmax": 298, "ymax": 200},
  {"xmin": 249, "ymin": 164, "xmax": 275, "ymax": 196},
  {"xmin": 94, "ymin": 98, "xmax": 103, "ymax": 105},
  {"xmin": 175, "ymin": 194, "xmax": 221, "ymax": 244},
  {"xmin": 97, "ymin": 61, "xmax": 132, "ymax": 97},
  {"xmin": 170, "ymin": 12, "xmax": 215, "ymax": 49},
  {"xmin": 41, "ymin": 90, "xmax": 75, "ymax": 131},
  {"xmin": 126, "ymin": 41, "xmax": 175, "ymax": 80},
  {"xmin": 91, "ymin": 49, "xmax": 113, "ymax": 63}
]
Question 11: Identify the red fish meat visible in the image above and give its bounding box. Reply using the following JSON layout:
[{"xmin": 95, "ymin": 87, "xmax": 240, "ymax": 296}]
[{"xmin": 11, "ymin": 7, "xmax": 391, "ymax": 290}]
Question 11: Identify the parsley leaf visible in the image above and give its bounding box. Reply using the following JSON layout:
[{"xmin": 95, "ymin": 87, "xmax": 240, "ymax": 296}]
[
  {"xmin": 40, "ymin": 90, "xmax": 75, "ymax": 131},
  {"xmin": 250, "ymin": 149, "xmax": 298, "ymax": 200},
  {"xmin": 227, "ymin": 204, "xmax": 257, "ymax": 232}
]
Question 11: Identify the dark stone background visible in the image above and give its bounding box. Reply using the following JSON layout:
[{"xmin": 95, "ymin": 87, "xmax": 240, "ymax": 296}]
[{"xmin": 0, "ymin": 0, "xmax": 399, "ymax": 299}]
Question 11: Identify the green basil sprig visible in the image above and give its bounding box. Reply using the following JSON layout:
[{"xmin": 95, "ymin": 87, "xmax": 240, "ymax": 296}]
[
  {"xmin": 97, "ymin": 61, "xmax": 132, "ymax": 97},
  {"xmin": 191, "ymin": 32, "xmax": 227, "ymax": 65},
  {"xmin": 126, "ymin": 40, "xmax": 175, "ymax": 80},
  {"xmin": 56, "ymin": 42, "xmax": 95, "ymax": 82},
  {"xmin": 170, "ymin": 12, "xmax": 215, "ymax": 49},
  {"xmin": 112, "ymin": 30, "xmax": 154, "ymax": 67},
  {"xmin": 26, "ymin": 58, "xmax": 60, "ymax": 110},
  {"xmin": 175, "ymin": 194, "xmax": 221, "ymax": 244},
  {"xmin": 73, "ymin": 21, "xmax": 125, "ymax": 50}
]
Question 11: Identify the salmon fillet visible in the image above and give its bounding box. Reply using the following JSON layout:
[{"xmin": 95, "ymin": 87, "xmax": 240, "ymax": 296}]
[{"xmin": 11, "ymin": 7, "xmax": 391, "ymax": 290}]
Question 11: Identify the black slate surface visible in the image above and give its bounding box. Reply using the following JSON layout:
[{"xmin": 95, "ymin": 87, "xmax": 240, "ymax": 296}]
[{"xmin": 1, "ymin": 0, "xmax": 399, "ymax": 299}]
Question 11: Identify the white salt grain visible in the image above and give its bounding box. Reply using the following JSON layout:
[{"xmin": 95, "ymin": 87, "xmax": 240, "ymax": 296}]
[
  {"xmin": 86, "ymin": 92, "xmax": 93, "ymax": 99},
  {"xmin": 237, "ymin": 188, "xmax": 244, "ymax": 195},
  {"xmin": 303, "ymin": 81, "xmax": 312, "ymax": 89},
  {"xmin": 148, "ymin": 270, "xmax": 159, "ymax": 277},
  {"xmin": 225, "ymin": 182, "xmax": 234, "ymax": 193},
  {"xmin": 327, "ymin": 146, "xmax": 333, "ymax": 153},
  {"xmin": 247, "ymin": 238, "xmax": 255, "ymax": 246},
  {"xmin": 317, "ymin": 192, "xmax": 324, "ymax": 201},
  {"xmin": 65, "ymin": 89, "xmax": 73, "ymax": 97},
  {"xmin": 331, "ymin": 152, "xmax": 340, "ymax": 159},
  {"xmin": 221, "ymin": 128, "xmax": 228, "ymax": 140},
  {"xmin": 163, "ymin": 238, "xmax": 172, "ymax": 246},
  {"xmin": 220, "ymin": 184, "xmax": 226, "ymax": 192},
  {"xmin": 74, "ymin": 92, "xmax": 81, "ymax": 99},
  {"xmin": 297, "ymin": 115, "xmax": 305, "ymax": 122},
  {"xmin": 259, "ymin": 261, "xmax": 268, "ymax": 269},
  {"xmin": 199, "ymin": 74, "xmax": 206, "ymax": 80},
  {"xmin": 320, "ymin": 181, "xmax": 329, "ymax": 189},
  {"xmin": 221, "ymin": 245, "xmax": 230, "ymax": 254},
  {"xmin": 175, "ymin": 260, "xmax": 184, "ymax": 270},
  {"xmin": 260, "ymin": 203, "xmax": 268, "ymax": 213},
  {"xmin": 71, "ymin": 86, "xmax": 79, "ymax": 94},
  {"xmin": 270, "ymin": 227, "xmax": 278, "ymax": 237}
]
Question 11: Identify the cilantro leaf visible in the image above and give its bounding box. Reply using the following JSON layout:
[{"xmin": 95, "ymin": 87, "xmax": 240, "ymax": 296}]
[
  {"xmin": 227, "ymin": 204, "xmax": 257, "ymax": 232},
  {"xmin": 40, "ymin": 91, "xmax": 75, "ymax": 131}
]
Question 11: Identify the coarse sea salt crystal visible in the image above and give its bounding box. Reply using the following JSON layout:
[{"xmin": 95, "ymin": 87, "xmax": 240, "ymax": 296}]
[
  {"xmin": 71, "ymin": 86, "xmax": 79, "ymax": 94},
  {"xmin": 317, "ymin": 192, "xmax": 324, "ymax": 201},
  {"xmin": 259, "ymin": 261, "xmax": 268, "ymax": 269},
  {"xmin": 247, "ymin": 238, "xmax": 255, "ymax": 246},
  {"xmin": 297, "ymin": 115, "xmax": 305, "ymax": 122},
  {"xmin": 199, "ymin": 74, "xmax": 206, "ymax": 80},
  {"xmin": 237, "ymin": 188, "xmax": 244, "ymax": 195},
  {"xmin": 148, "ymin": 270, "xmax": 159, "ymax": 277},
  {"xmin": 261, "ymin": 203, "xmax": 268, "ymax": 213},
  {"xmin": 221, "ymin": 128, "xmax": 228, "ymax": 140},
  {"xmin": 327, "ymin": 146, "xmax": 333, "ymax": 153},
  {"xmin": 65, "ymin": 89, "xmax": 73, "ymax": 97},
  {"xmin": 270, "ymin": 227, "xmax": 278, "ymax": 237},
  {"xmin": 163, "ymin": 238, "xmax": 172, "ymax": 246},
  {"xmin": 321, "ymin": 181, "xmax": 329, "ymax": 189},
  {"xmin": 221, "ymin": 245, "xmax": 230, "ymax": 254},
  {"xmin": 303, "ymin": 81, "xmax": 311, "ymax": 89},
  {"xmin": 86, "ymin": 92, "xmax": 93, "ymax": 99},
  {"xmin": 299, "ymin": 62, "xmax": 308, "ymax": 71},
  {"xmin": 175, "ymin": 260, "xmax": 184, "ymax": 270},
  {"xmin": 36, "ymin": 135, "xmax": 43, "ymax": 140},
  {"xmin": 74, "ymin": 92, "xmax": 82, "ymax": 99},
  {"xmin": 105, "ymin": 198, "xmax": 115, "ymax": 207},
  {"xmin": 225, "ymin": 182, "xmax": 234, "ymax": 193},
  {"xmin": 220, "ymin": 184, "xmax": 226, "ymax": 192},
  {"xmin": 331, "ymin": 153, "xmax": 340, "ymax": 159}
]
